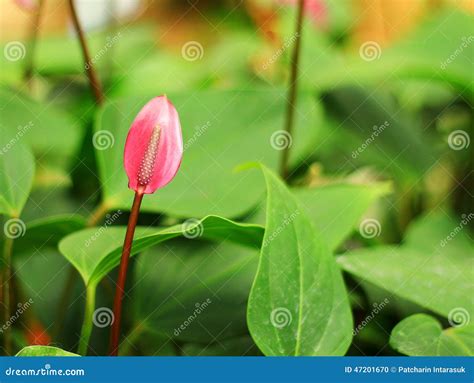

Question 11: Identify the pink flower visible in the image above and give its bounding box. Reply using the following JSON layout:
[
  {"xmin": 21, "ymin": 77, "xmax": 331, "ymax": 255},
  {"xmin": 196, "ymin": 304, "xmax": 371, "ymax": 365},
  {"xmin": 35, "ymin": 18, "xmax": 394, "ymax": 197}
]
[
  {"xmin": 280, "ymin": 0, "xmax": 327, "ymax": 28},
  {"xmin": 13, "ymin": 0, "xmax": 38, "ymax": 11},
  {"xmin": 124, "ymin": 96, "xmax": 183, "ymax": 194}
]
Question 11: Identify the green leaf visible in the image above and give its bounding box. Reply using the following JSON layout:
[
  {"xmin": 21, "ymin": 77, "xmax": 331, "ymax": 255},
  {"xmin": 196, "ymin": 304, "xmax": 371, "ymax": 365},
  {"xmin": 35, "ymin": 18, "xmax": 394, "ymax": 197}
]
[
  {"xmin": 0, "ymin": 134, "xmax": 35, "ymax": 217},
  {"xmin": 390, "ymin": 314, "xmax": 474, "ymax": 356},
  {"xmin": 15, "ymin": 215, "xmax": 86, "ymax": 253},
  {"xmin": 293, "ymin": 182, "xmax": 391, "ymax": 250},
  {"xmin": 133, "ymin": 240, "xmax": 259, "ymax": 343},
  {"xmin": 59, "ymin": 215, "xmax": 263, "ymax": 289},
  {"xmin": 338, "ymin": 212, "xmax": 474, "ymax": 319},
  {"xmin": 250, "ymin": 182, "xmax": 391, "ymax": 251},
  {"xmin": 313, "ymin": 9, "xmax": 474, "ymax": 99},
  {"xmin": 322, "ymin": 87, "xmax": 437, "ymax": 182},
  {"xmin": 16, "ymin": 346, "xmax": 79, "ymax": 357},
  {"xmin": 247, "ymin": 165, "xmax": 352, "ymax": 355},
  {"xmin": 96, "ymin": 89, "xmax": 321, "ymax": 218},
  {"xmin": 0, "ymin": 87, "xmax": 81, "ymax": 165},
  {"xmin": 404, "ymin": 210, "xmax": 473, "ymax": 252},
  {"xmin": 14, "ymin": 249, "xmax": 74, "ymax": 331}
]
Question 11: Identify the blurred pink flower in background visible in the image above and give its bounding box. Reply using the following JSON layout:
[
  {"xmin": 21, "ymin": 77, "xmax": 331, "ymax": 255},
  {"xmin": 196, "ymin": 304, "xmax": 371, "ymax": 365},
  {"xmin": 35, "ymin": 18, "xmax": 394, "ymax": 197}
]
[
  {"xmin": 280, "ymin": 0, "xmax": 327, "ymax": 27},
  {"xmin": 13, "ymin": 0, "xmax": 38, "ymax": 11}
]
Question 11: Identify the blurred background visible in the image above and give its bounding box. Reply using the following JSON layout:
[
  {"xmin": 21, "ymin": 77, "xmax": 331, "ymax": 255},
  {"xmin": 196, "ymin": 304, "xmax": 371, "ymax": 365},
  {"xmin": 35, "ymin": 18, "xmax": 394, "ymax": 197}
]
[{"xmin": 0, "ymin": 0, "xmax": 472, "ymax": 356}]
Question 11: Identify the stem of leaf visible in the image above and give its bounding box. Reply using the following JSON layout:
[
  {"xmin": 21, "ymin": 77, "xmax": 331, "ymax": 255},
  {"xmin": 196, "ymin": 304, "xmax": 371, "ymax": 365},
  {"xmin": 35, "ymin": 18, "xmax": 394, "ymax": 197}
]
[
  {"xmin": 109, "ymin": 190, "xmax": 144, "ymax": 356},
  {"xmin": 67, "ymin": 0, "xmax": 104, "ymax": 106},
  {"xmin": 53, "ymin": 201, "xmax": 110, "ymax": 339},
  {"xmin": 77, "ymin": 284, "xmax": 96, "ymax": 355},
  {"xmin": 279, "ymin": 0, "xmax": 305, "ymax": 180},
  {"xmin": 23, "ymin": 0, "xmax": 45, "ymax": 88},
  {"xmin": 2, "ymin": 236, "xmax": 14, "ymax": 355}
]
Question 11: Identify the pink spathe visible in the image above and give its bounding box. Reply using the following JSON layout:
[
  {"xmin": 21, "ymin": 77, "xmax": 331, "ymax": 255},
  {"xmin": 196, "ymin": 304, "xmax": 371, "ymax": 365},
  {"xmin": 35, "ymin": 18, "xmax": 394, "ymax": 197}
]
[{"xmin": 124, "ymin": 96, "xmax": 183, "ymax": 194}]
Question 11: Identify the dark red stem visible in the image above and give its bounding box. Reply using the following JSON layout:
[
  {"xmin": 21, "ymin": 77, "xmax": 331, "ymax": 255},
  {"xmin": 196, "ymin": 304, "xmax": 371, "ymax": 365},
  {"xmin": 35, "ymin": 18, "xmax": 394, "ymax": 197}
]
[
  {"xmin": 67, "ymin": 0, "xmax": 104, "ymax": 105},
  {"xmin": 109, "ymin": 190, "xmax": 144, "ymax": 356},
  {"xmin": 279, "ymin": 0, "xmax": 305, "ymax": 179}
]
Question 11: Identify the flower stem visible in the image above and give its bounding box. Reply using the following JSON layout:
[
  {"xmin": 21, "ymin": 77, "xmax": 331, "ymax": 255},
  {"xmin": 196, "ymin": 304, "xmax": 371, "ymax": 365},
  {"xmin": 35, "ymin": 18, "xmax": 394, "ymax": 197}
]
[
  {"xmin": 109, "ymin": 190, "xmax": 144, "ymax": 356},
  {"xmin": 2, "ymin": 236, "xmax": 14, "ymax": 355},
  {"xmin": 77, "ymin": 285, "xmax": 96, "ymax": 355},
  {"xmin": 23, "ymin": 0, "xmax": 45, "ymax": 88},
  {"xmin": 67, "ymin": 0, "xmax": 104, "ymax": 105},
  {"xmin": 279, "ymin": 0, "xmax": 305, "ymax": 180}
]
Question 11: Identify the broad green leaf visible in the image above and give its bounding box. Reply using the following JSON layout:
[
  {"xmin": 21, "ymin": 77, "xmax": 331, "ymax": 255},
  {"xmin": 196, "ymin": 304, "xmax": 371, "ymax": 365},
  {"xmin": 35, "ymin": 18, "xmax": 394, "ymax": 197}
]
[
  {"xmin": 251, "ymin": 182, "xmax": 391, "ymax": 251},
  {"xmin": 15, "ymin": 215, "xmax": 86, "ymax": 253},
  {"xmin": 0, "ymin": 135, "xmax": 35, "ymax": 217},
  {"xmin": 0, "ymin": 87, "xmax": 81, "ymax": 164},
  {"xmin": 14, "ymin": 249, "xmax": 73, "ymax": 330},
  {"xmin": 133, "ymin": 240, "xmax": 259, "ymax": 343},
  {"xmin": 294, "ymin": 182, "xmax": 390, "ymax": 250},
  {"xmin": 96, "ymin": 89, "xmax": 321, "ymax": 218},
  {"xmin": 16, "ymin": 346, "xmax": 78, "ymax": 357},
  {"xmin": 390, "ymin": 314, "xmax": 474, "ymax": 356},
  {"xmin": 404, "ymin": 210, "xmax": 473, "ymax": 252},
  {"xmin": 313, "ymin": 9, "xmax": 474, "ymax": 99},
  {"xmin": 339, "ymin": 247, "xmax": 473, "ymax": 318},
  {"xmin": 322, "ymin": 87, "xmax": 437, "ymax": 182},
  {"xmin": 247, "ymin": 166, "xmax": 352, "ymax": 355},
  {"xmin": 59, "ymin": 215, "xmax": 263, "ymax": 288}
]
